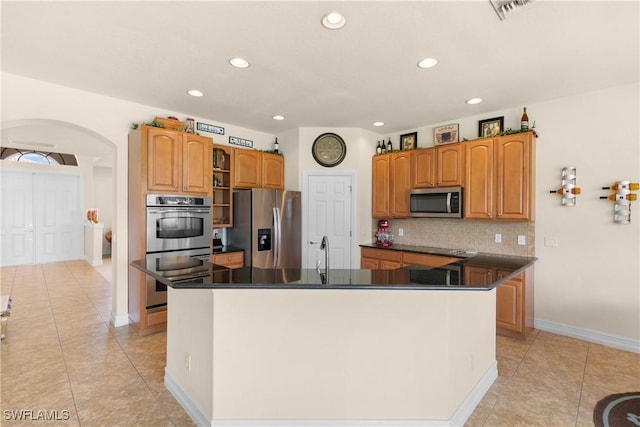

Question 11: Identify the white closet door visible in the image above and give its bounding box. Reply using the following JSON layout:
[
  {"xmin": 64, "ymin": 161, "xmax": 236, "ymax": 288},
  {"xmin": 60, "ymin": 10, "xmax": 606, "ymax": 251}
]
[
  {"xmin": 33, "ymin": 173, "xmax": 82, "ymax": 264},
  {"xmin": 0, "ymin": 171, "xmax": 35, "ymax": 266}
]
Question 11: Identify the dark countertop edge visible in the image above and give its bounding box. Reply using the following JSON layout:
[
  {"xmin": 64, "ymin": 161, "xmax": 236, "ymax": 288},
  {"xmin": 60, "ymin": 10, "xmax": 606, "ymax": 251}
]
[
  {"xmin": 130, "ymin": 260, "xmax": 536, "ymax": 291},
  {"xmin": 212, "ymin": 245, "xmax": 244, "ymax": 254}
]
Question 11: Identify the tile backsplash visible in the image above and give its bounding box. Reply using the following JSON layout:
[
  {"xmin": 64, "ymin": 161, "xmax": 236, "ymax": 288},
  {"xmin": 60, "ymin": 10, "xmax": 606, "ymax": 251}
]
[{"xmin": 376, "ymin": 218, "xmax": 535, "ymax": 257}]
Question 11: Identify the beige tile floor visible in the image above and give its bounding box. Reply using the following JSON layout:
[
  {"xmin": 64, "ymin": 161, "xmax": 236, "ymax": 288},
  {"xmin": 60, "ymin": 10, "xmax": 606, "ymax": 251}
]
[{"xmin": 1, "ymin": 258, "xmax": 638, "ymax": 426}]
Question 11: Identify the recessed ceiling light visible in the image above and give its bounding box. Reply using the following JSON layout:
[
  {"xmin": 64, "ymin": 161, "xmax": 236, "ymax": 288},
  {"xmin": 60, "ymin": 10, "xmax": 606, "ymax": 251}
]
[
  {"xmin": 417, "ymin": 58, "xmax": 438, "ymax": 69},
  {"xmin": 373, "ymin": 121, "xmax": 385, "ymax": 127},
  {"xmin": 322, "ymin": 12, "xmax": 346, "ymax": 29},
  {"xmin": 186, "ymin": 89, "xmax": 204, "ymax": 97},
  {"xmin": 466, "ymin": 97, "xmax": 483, "ymax": 105},
  {"xmin": 273, "ymin": 115, "xmax": 285, "ymax": 121},
  {"xmin": 229, "ymin": 57, "xmax": 250, "ymax": 68}
]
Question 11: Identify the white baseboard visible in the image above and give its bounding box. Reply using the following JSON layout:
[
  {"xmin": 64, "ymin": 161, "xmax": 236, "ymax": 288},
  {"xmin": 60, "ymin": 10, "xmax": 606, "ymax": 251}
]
[
  {"xmin": 164, "ymin": 362, "xmax": 498, "ymax": 427},
  {"xmin": 110, "ymin": 312, "xmax": 129, "ymax": 327},
  {"xmin": 535, "ymin": 318, "xmax": 640, "ymax": 354},
  {"xmin": 84, "ymin": 256, "xmax": 103, "ymax": 267}
]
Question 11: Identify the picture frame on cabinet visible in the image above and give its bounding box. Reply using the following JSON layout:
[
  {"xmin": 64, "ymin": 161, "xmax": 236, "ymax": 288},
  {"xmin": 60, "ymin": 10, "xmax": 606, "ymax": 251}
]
[
  {"xmin": 400, "ymin": 132, "xmax": 418, "ymax": 150},
  {"xmin": 434, "ymin": 123, "xmax": 459, "ymax": 145},
  {"xmin": 478, "ymin": 116, "xmax": 504, "ymax": 138}
]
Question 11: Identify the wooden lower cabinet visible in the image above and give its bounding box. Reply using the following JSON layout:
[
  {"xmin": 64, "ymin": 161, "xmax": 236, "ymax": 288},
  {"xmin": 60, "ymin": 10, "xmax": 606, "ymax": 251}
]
[
  {"xmin": 362, "ymin": 247, "xmax": 534, "ymax": 338},
  {"xmin": 360, "ymin": 247, "xmax": 402, "ymax": 269},
  {"xmin": 211, "ymin": 251, "xmax": 244, "ymax": 269},
  {"xmin": 464, "ymin": 265, "xmax": 534, "ymax": 338}
]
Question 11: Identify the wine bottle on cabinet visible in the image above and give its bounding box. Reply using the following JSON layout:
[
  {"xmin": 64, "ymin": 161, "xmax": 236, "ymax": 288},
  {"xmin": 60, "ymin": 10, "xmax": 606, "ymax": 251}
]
[
  {"xmin": 386, "ymin": 138, "xmax": 392, "ymax": 152},
  {"xmin": 376, "ymin": 141, "xmax": 382, "ymax": 155},
  {"xmin": 520, "ymin": 107, "xmax": 529, "ymax": 131},
  {"xmin": 273, "ymin": 137, "xmax": 279, "ymax": 153}
]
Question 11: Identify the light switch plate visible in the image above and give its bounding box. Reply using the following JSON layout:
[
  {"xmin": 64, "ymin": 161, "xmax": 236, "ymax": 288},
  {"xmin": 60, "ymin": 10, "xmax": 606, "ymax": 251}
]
[
  {"xmin": 517, "ymin": 235, "xmax": 526, "ymax": 245},
  {"xmin": 495, "ymin": 234, "xmax": 502, "ymax": 243}
]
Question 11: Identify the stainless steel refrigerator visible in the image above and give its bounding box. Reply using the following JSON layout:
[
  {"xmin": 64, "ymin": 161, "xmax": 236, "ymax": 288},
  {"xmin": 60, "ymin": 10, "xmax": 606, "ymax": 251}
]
[{"xmin": 229, "ymin": 189, "xmax": 301, "ymax": 268}]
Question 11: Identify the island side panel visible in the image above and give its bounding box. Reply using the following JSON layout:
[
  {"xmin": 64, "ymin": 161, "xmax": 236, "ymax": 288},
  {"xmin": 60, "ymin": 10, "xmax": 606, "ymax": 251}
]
[
  {"xmin": 165, "ymin": 287, "xmax": 215, "ymax": 419},
  {"xmin": 209, "ymin": 289, "xmax": 496, "ymax": 422}
]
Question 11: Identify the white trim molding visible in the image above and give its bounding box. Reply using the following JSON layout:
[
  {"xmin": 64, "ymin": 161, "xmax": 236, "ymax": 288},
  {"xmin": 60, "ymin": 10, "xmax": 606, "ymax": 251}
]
[
  {"xmin": 535, "ymin": 318, "xmax": 640, "ymax": 354},
  {"xmin": 110, "ymin": 312, "xmax": 129, "ymax": 328},
  {"xmin": 164, "ymin": 361, "xmax": 498, "ymax": 427}
]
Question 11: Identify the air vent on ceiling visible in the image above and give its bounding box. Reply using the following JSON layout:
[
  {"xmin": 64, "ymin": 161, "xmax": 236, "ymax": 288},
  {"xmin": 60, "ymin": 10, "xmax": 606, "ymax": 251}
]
[{"xmin": 490, "ymin": 0, "xmax": 535, "ymax": 20}]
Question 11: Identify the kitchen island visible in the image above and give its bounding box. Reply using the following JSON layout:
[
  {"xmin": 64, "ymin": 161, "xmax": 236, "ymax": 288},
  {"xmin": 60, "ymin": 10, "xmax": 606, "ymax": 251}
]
[{"xmin": 131, "ymin": 255, "xmax": 535, "ymax": 427}]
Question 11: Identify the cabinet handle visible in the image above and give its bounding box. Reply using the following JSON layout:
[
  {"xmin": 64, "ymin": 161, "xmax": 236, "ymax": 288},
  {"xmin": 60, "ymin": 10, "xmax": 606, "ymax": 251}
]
[{"xmin": 227, "ymin": 257, "xmax": 232, "ymax": 261}]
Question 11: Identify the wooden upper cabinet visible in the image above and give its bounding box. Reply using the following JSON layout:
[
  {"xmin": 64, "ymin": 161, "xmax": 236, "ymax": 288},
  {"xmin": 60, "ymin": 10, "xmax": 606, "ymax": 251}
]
[
  {"xmin": 412, "ymin": 148, "xmax": 436, "ymax": 188},
  {"xmin": 436, "ymin": 144, "xmax": 464, "ymax": 187},
  {"xmin": 372, "ymin": 151, "xmax": 411, "ymax": 218},
  {"xmin": 412, "ymin": 144, "xmax": 464, "ymax": 188},
  {"xmin": 464, "ymin": 138, "xmax": 494, "ymax": 219},
  {"xmin": 234, "ymin": 149, "xmax": 262, "ymax": 188},
  {"xmin": 372, "ymin": 155, "xmax": 390, "ymax": 217},
  {"xmin": 495, "ymin": 134, "xmax": 533, "ymax": 220},
  {"xmin": 147, "ymin": 127, "xmax": 180, "ymax": 192},
  {"xmin": 146, "ymin": 126, "xmax": 211, "ymax": 195},
  {"xmin": 262, "ymin": 153, "xmax": 285, "ymax": 189},
  {"xmin": 390, "ymin": 151, "xmax": 411, "ymax": 218},
  {"xmin": 234, "ymin": 150, "xmax": 284, "ymax": 189},
  {"xmin": 464, "ymin": 132, "xmax": 534, "ymax": 221},
  {"xmin": 182, "ymin": 133, "xmax": 213, "ymax": 194}
]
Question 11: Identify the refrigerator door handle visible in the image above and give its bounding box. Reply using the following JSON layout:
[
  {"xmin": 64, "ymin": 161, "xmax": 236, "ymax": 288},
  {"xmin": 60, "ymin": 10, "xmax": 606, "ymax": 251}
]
[{"xmin": 273, "ymin": 207, "xmax": 281, "ymax": 267}]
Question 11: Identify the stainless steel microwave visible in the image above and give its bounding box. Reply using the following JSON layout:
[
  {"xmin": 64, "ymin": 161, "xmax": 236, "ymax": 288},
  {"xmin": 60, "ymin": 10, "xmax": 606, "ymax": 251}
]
[{"xmin": 409, "ymin": 187, "xmax": 463, "ymax": 218}]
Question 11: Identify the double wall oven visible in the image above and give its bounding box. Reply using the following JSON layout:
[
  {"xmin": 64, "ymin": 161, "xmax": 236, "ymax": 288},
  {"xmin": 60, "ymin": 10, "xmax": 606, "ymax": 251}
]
[{"xmin": 145, "ymin": 194, "xmax": 211, "ymax": 311}]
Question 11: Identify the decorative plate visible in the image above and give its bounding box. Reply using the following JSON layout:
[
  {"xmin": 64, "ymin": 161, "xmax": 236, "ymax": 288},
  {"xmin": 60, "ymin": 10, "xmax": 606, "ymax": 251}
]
[{"xmin": 312, "ymin": 133, "xmax": 347, "ymax": 167}]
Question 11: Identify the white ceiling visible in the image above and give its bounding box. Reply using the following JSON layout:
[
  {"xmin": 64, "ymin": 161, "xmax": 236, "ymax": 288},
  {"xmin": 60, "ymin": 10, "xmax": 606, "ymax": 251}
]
[{"xmin": 2, "ymin": 1, "xmax": 639, "ymax": 138}]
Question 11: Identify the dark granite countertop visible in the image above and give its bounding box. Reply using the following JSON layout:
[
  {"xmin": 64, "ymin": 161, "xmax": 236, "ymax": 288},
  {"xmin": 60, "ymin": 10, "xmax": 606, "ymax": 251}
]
[
  {"xmin": 131, "ymin": 246, "xmax": 536, "ymax": 291},
  {"xmin": 212, "ymin": 245, "xmax": 244, "ymax": 254}
]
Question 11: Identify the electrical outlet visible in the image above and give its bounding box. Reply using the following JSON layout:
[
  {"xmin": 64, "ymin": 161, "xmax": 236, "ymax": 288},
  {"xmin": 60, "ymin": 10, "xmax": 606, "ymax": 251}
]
[
  {"xmin": 495, "ymin": 233, "xmax": 502, "ymax": 243},
  {"xmin": 398, "ymin": 228, "xmax": 404, "ymax": 237},
  {"xmin": 545, "ymin": 236, "xmax": 559, "ymax": 247},
  {"xmin": 185, "ymin": 353, "xmax": 191, "ymax": 372},
  {"xmin": 517, "ymin": 235, "xmax": 526, "ymax": 245}
]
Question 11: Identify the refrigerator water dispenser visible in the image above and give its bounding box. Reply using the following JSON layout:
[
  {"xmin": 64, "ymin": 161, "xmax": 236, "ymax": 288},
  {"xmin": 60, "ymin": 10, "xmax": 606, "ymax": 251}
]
[{"xmin": 257, "ymin": 228, "xmax": 272, "ymax": 251}]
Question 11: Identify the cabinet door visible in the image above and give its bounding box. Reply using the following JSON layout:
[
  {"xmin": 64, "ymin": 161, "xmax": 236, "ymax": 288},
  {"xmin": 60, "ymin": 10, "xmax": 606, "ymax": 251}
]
[
  {"xmin": 379, "ymin": 259, "xmax": 402, "ymax": 269},
  {"xmin": 495, "ymin": 134, "xmax": 532, "ymax": 220},
  {"xmin": 464, "ymin": 138, "xmax": 494, "ymax": 219},
  {"xmin": 262, "ymin": 153, "xmax": 284, "ymax": 189},
  {"xmin": 463, "ymin": 265, "xmax": 493, "ymax": 286},
  {"xmin": 361, "ymin": 257, "xmax": 379, "ymax": 269},
  {"xmin": 234, "ymin": 149, "xmax": 262, "ymax": 188},
  {"xmin": 182, "ymin": 133, "xmax": 211, "ymax": 194},
  {"xmin": 436, "ymin": 144, "xmax": 464, "ymax": 187},
  {"xmin": 390, "ymin": 152, "xmax": 411, "ymax": 218},
  {"xmin": 495, "ymin": 275, "xmax": 523, "ymax": 334},
  {"xmin": 411, "ymin": 148, "xmax": 436, "ymax": 188},
  {"xmin": 372, "ymin": 155, "xmax": 390, "ymax": 218},
  {"xmin": 147, "ymin": 127, "xmax": 181, "ymax": 192}
]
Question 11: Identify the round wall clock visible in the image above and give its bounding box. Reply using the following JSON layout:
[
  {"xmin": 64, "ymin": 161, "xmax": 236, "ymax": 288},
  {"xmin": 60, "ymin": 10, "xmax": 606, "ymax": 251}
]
[{"xmin": 312, "ymin": 133, "xmax": 347, "ymax": 167}]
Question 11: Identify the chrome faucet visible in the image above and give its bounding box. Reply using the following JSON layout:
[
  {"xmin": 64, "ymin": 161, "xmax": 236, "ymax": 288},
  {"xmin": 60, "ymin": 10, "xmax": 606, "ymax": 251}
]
[{"xmin": 320, "ymin": 235, "xmax": 329, "ymax": 273}]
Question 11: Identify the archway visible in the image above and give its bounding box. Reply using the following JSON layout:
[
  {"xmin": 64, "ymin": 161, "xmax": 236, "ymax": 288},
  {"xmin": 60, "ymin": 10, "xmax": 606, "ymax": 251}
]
[{"xmin": 1, "ymin": 118, "xmax": 125, "ymax": 326}]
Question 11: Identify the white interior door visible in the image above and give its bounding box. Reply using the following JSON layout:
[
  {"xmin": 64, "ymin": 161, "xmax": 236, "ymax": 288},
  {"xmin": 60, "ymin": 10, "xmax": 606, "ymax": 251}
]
[
  {"xmin": 33, "ymin": 173, "xmax": 82, "ymax": 264},
  {"xmin": 0, "ymin": 171, "xmax": 35, "ymax": 266},
  {"xmin": 304, "ymin": 172, "xmax": 354, "ymax": 269},
  {"xmin": 0, "ymin": 170, "xmax": 83, "ymax": 266}
]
